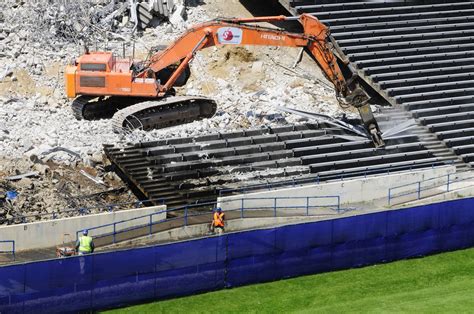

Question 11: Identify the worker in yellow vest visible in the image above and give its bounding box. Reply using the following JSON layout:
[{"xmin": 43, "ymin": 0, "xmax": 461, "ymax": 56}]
[
  {"xmin": 212, "ymin": 207, "xmax": 225, "ymax": 234},
  {"xmin": 75, "ymin": 229, "xmax": 95, "ymax": 255}
]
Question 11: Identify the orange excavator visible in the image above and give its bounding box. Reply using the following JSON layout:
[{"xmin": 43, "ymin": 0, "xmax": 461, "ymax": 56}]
[{"xmin": 65, "ymin": 14, "xmax": 384, "ymax": 147}]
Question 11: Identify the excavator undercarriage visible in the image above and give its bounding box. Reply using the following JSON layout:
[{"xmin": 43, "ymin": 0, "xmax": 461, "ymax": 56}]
[
  {"xmin": 110, "ymin": 96, "xmax": 217, "ymax": 133},
  {"xmin": 71, "ymin": 95, "xmax": 217, "ymax": 133}
]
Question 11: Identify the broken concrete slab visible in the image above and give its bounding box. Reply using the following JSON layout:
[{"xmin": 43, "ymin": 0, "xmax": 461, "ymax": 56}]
[
  {"xmin": 169, "ymin": 4, "xmax": 185, "ymax": 26},
  {"xmin": 80, "ymin": 170, "xmax": 107, "ymax": 186},
  {"xmin": 5, "ymin": 172, "xmax": 39, "ymax": 181}
]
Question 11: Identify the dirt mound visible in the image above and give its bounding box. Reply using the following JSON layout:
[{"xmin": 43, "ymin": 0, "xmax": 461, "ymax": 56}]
[{"xmin": 224, "ymin": 47, "xmax": 258, "ymax": 63}]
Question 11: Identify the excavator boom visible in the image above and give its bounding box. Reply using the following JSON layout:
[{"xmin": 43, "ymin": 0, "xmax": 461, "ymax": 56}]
[
  {"xmin": 65, "ymin": 14, "xmax": 384, "ymax": 147},
  {"xmin": 143, "ymin": 15, "xmax": 347, "ymax": 96}
]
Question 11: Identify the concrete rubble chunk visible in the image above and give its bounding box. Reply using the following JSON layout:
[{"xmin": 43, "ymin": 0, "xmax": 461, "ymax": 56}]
[
  {"xmin": 6, "ymin": 171, "xmax": 39, "ymax": 181},
  {"xmin": 169, "ymin": 4, "xmax": 185, "ymax": 26},
  {"xmin": 80, "ymin": 170, "xmax": 107, "ymax": 186}
]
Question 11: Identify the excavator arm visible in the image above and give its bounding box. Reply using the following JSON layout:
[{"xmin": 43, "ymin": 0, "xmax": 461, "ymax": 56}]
[
  {"xmin": 141, "ymin": 14, "xmax": 384, "ymax": 146},
  {"xmin": 66, "ymin": 14, "xmax": 384, "ymax": 146}
]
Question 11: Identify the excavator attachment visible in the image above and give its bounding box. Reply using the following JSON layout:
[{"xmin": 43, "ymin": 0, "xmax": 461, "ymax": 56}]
[
  {"xmin": 357, "ymin": 104, "xmax": 384, "ymax": 148},
  {"xmin": 344, "ymin": 86, "xmax": 385, "ymax": 148}
]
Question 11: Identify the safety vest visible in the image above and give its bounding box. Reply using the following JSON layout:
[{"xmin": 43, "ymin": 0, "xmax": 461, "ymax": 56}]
[
  {"xmin": 213, "ymin": 212, "xmax": 225, "ymax": 227},
  {"xmin": 79, "ymin": 236, "xmax": 93, "ymax": 253}
]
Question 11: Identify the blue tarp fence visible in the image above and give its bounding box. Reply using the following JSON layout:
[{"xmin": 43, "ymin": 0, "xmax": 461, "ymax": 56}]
[{"xmin": 1, "ymin": 198, "xmax": 474, "ymax": 313}]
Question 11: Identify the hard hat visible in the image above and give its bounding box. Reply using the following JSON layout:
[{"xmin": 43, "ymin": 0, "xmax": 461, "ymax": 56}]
[
  {"xmin": 216, "ymin": 207, "xmax": 222, "ymax": 212},
  {"xmin": 82, "ymin": 229, "xmax": 88, "ymax": 235}
]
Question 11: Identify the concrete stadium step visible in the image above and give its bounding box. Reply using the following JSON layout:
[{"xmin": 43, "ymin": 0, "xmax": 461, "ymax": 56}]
[{"xmin": 280, "ymin": 0, "xmax": 473, "ymax": 169}]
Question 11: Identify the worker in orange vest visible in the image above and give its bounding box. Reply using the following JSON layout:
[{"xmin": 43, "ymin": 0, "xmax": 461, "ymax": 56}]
[{"xmin": 212, "ymin": 207, "xmax": 225, "ymax": 234}]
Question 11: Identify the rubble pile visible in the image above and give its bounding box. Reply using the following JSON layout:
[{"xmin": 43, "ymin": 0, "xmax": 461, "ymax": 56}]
[
  {"xmin": 0, "ymin": 157, "xmax": 135, "ymax": 225},
  {"xmin": 2, "ymin": 0, "xmax": 129, "ymax": 47},
  {"xmin": 0, "ymin": 0, "xmax": 347, "ymax": 217}
]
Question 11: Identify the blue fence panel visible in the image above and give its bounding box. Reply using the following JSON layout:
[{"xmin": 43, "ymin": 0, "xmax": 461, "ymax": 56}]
[
  {"xmin": 92, "ymin": 247, "xmax": 156, "ymax": 309},
  {"xmin": 330, "ymin": 212, "xmax": 388, "ymax": 269},
  {"xmin": 0, "ymin": 264, "xmax": 24, "ymax": 297},
  {"xmin": 448, "ymin": 199, "xmax": 474, "ymax": 224},
  {"xmin": 226, "ymin": 229, "xmax": 278, "ymax": 287},
  {"xmin": 438, "ymin": 202, "xmax": 465, "ymax": 229},
  {"xmin": 93, "ymin": 272, "xmax": 155, "ymax": 310},
  {"xmin": 386, "ymin": 205, "xmax": 440, "ymax": 237},
  {"xmin": 333, "ymin": 238, "xmax": 386, "ymax": 270},
  {"xmin": 155, "ymin": 261, "xmax": 225, "ymax": 298},
  {"xmin": 273, "ymin": 220, "xmax": 333, "ymax": 279},
  {"xmin": 0, "ymin": 264, "xmax": 25, "ymax": 312},
  {"xmin": 305, "ymin": 245, "xmax": 333, "ymax": 274},
  {"xmin": 432, "ymin": 199, "xmax": 474, "ymax": 251},
  {"xmin": 22, "ymin": 256, "xmax": 93, "ymax": 313},
  {"xmin": 438, "ymin": 223, "xmax": 474, "ymax": 252},
  {"xmin": 358, "ymin": 237, "xmax": 388, "ymax": 265},
  {"xmin": 1, "ymin": 198, "xmax": 474, "ymax": 313},
  {"xmin": 385, "ymin": 229, "xmax": 440, "ymax": 262},
  {"xmin": 226, "ymin": 229, "xmax": 277, "ymax": 260},
  {"xmin": 155, "ymin": 237, "xmax": 225, "ymax": 272},
  {"xmin": 275, "ymin": 220, "xmax": 333, "ymax": 251},
  {"xmin": 155, "ymin": 236, "xmax": 226, "ymax": 298},
  {"xmin": 226, "ymin": 254, "xmax": 277, "ymax": 287},
  {"xmin": 274, "ymin": 248, "xmax": 310, "ymax": 279},
  {"xmin": 1, "ymin": 294, "xmax": 23, "ymax": 313},
  {"xmin": 332, "ymin": 213, "xmax": 385, "ymax": 243}
]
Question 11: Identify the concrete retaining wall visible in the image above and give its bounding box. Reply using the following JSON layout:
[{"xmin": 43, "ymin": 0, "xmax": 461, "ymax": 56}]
[
  {"xmin": 0, "ymin": 205, "xmax": 166, "ymax": 251},
  {"xmin": 218, "ymin": 166, "xmax": 455, "ymax": 211},
  {"xmin": 106, "ymin": 216, "xmax": 317, "ymax": 249}
]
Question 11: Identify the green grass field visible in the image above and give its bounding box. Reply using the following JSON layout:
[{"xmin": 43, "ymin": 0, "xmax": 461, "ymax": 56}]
[{"xmin": 107, "ymin": 248, "xmax": 474, "ymax": 313}]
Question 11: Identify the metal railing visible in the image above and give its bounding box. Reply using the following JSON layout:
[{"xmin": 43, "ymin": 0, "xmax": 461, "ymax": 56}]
[
  {"xmin": 219, "ymin": 161, "xmax": 449, "ymax": 196},
  {"xmin": 388, "ymin": 171, "xmax": 474, "ymax": 205},
  {"xmin": 0, "ymin": 240, "xmax": 15, "ymax": 261},
  {"xmin": 77, "ymin": 196, "xmax": 341, "ymax": 245}
]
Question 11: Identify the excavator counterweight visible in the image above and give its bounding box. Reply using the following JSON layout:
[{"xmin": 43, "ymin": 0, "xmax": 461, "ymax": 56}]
[{"xmin": 65, "ymin": 13, "xmax": 384, "ymax": 147}]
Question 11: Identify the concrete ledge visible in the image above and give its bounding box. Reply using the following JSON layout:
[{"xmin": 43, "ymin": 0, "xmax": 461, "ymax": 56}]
[
  {"xmin": 0, "ymin": 205, "xmax": 166, "ymax": 251},
  {"xmin": 218, "ymin": 166, "xmax": 455, "ymax": 211},
  {"xmin": 104, "ymin": 216, "xmax": 318, "ymax": 250}
]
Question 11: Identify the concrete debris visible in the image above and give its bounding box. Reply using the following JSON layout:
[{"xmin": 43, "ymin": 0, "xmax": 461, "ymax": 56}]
[
  {"xmin": 80, "ymin": 170, "xmax": 107, "ymax": 186},
  {"xmin": 3, "ymin": 0, "xmax": 127, "ymax": 48},
  {"xmin": 131, "ymin": 0, "xmax": 184, "ymax": 30},
  {"xmin": 0, "ymin": 66, "xmax": 13, "ymax": 81},
  {"xmin": 0, "ymin": 157, "xmax": 135, "ymax": 224},
  {"xmin": 0, "ymin": 0, "xmax": 348, "ymax": 219},
  {"xmin": 5, "ymin": 171, "xmax": 39, "ymax": 181},
  {"xmin": 169, "ymin": 4, "xmax": 186, "ymax": 27},
  {"xmin": 0, "ymin": 0, "xmax": 346, "ymax": 164}
]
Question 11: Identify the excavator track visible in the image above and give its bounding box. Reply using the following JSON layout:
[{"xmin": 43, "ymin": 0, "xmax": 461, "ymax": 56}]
[
  {"xmin": 71, "ymin": 96, "xmax": 94, "ymax": 120},
  {"xmin": 71, "ymin": 95, "xmax": 144, "ymax": 120},
  {"xmin": 111, "ymin": 96, "xmax": 217, "ymax": 133}
]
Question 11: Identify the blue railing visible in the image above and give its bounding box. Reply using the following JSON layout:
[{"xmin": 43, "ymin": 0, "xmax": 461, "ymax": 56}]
[
  {"xmin": 238, "ymin": 196, "xmax": 340, "ymax": 218},
  {"xmin": 219, "ymin": 161, "xmax": 448, "ymax": 196},
  {"xmin": 0, "ymin": 240, "xmax": 15, "ymax": 261},
  {"xmin": 77, "ymin": 196, "xmax": 341, "ymax": 244},
  {"xmin": 388, "ymin": 171, "xmax": 474, "ymax": 205}
]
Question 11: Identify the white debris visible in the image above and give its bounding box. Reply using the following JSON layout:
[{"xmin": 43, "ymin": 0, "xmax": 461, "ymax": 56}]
[
  {"xmin": 169, "ymin": 4, "xmax": 186, "ymax": 27},
  {"xmin": 0, "ymin": 0, "xmax": 347, "ymax": 165}
]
